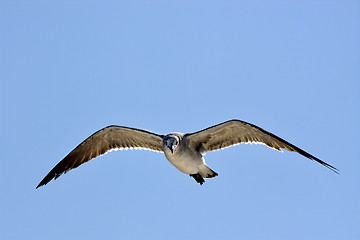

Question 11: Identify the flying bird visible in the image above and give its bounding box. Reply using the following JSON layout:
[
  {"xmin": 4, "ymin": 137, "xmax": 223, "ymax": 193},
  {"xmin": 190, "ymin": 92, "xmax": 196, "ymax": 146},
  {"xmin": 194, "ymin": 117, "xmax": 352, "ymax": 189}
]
[{"xmin": 36, "ymin": 119, "xmax": 338, "ymax": 188}]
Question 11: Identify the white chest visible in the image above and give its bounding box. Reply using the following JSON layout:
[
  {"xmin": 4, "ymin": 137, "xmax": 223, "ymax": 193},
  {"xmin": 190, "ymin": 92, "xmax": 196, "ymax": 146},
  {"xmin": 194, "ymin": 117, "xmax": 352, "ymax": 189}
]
[{"xmin": 164, "ymin": 148, "xmax": 204, "ymax": 174}]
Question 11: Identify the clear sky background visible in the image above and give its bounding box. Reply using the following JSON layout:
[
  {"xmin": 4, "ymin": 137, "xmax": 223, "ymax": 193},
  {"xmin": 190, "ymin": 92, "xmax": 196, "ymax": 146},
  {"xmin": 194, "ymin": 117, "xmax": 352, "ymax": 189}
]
[{"xmin": 1, "ymin": 1, "xmax": 359, "ymax": 239}]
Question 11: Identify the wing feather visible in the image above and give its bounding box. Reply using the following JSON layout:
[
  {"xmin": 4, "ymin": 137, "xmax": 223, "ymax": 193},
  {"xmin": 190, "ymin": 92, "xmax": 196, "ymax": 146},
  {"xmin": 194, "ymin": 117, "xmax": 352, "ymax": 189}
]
[
  {"xmin": 185, "ymin": 120, "xmax": 338, "ymax": 173},
  {"xmin": 36, "ymin": 126, "xmax": 163, "ymax": 188}
]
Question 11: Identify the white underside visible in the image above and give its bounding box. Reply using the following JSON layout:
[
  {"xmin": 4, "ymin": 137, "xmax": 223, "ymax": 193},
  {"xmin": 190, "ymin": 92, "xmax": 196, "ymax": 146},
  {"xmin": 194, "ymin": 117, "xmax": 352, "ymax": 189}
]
[{"xmin": 164, "ymin": 149, "xmax": 205, "ymax": 175}]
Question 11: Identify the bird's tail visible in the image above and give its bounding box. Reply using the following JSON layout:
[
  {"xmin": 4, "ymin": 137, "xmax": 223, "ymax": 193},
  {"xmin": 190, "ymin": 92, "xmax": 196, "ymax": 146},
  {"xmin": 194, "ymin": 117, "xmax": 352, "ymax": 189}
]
[{"xmin": 199, "ymin": 165, "xmax": 218, "ymax": 179}]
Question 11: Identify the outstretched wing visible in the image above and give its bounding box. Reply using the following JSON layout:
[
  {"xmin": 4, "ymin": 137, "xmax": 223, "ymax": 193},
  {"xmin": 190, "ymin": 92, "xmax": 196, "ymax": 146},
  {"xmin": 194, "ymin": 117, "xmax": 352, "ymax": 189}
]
[
  {"xmin": 185, "ymin": 120, "xmax": 338, "ymax": 173},
  {"xmin": 36, "ymin": 126, "xmax": 164, "ymax": 188}
]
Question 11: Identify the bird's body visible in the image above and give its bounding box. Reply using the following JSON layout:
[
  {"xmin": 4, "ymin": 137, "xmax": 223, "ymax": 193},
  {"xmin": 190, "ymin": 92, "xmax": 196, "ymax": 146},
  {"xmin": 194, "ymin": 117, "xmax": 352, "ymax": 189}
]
[
  {"xmin": 36, "ymin": 119, "xmax": 338, "ymax": 188},
  {"xmin": 163, "ymin": 133, "xmax": 198, "ymax": 174},
  {"xmin": 162, "ymin": 133, "xmax": 217, "ymax": 184}
]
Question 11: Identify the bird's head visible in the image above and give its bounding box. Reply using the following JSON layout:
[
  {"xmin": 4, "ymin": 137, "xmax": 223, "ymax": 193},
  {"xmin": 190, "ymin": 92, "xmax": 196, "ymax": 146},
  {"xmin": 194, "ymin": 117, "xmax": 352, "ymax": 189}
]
[{"xmin": 163, "ymin": 134, "xmax": 181, "ymax": 154}]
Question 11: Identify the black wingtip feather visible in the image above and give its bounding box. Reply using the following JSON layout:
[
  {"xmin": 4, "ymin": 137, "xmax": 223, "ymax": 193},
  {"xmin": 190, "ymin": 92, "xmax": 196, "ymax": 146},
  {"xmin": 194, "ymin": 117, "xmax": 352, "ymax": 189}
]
[{"xmin": 309, "ymin": 156, "xmax": 339, "ymax": 174}]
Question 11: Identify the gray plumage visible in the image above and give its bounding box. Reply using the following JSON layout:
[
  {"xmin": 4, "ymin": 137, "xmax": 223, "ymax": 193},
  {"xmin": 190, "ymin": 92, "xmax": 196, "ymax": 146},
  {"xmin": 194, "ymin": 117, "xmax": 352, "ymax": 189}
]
[{"xmin": 36, "ymin": 119, "xmax": 338, "ymax": 188}]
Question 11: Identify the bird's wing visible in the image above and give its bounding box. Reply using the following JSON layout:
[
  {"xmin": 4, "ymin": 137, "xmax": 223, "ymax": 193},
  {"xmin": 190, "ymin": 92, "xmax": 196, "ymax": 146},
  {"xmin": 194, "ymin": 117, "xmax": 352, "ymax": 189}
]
[
  {"xmin": 185, "ymin": 120, "xmax": 338, "ymax": 173},
  {"xmin": 36, "ymin": 126, "xmax": 164, "ymax": 188}
]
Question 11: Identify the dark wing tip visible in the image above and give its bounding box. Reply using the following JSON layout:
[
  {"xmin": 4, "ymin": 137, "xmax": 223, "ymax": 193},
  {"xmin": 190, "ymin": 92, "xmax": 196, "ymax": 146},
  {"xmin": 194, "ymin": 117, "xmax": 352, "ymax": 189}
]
[
  {"xmin": 36, "ymin": 182, "xmax": 45, "ymax": 189},
  {"xmin": 287, "ymin": 141, "xmax": 339, "ymax": 174},
  {"xmin": 309, "ymin": 156, "xmax": 339, "ymax": 174},
  {"xmin": 325, "ymin": 164, "xmax": 340, "ymax": 174},
  {"xmin": 36, "ymin": 179, "xmax": 48, "ymax": 189},
  {"xmin": 315, "ymin": 160, "xmax": 339, "ymax": 174},
  {"xmin": 36, "ymin": 171, "xmax": 60, "ymax": 189}
]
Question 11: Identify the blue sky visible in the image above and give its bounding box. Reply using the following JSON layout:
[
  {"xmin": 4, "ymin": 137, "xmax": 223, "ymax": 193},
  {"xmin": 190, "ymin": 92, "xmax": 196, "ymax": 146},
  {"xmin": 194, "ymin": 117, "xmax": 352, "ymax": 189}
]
[{"xmin": 1, "ymin": 1, "xmax": 359, "ymax": 239}]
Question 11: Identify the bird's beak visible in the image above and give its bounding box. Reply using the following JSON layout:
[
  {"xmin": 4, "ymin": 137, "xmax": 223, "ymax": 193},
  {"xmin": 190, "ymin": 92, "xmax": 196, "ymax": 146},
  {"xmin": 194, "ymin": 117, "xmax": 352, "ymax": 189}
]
[{"xmin": 170, "ymin": 144, "xmax": 176, "ymax": 154}]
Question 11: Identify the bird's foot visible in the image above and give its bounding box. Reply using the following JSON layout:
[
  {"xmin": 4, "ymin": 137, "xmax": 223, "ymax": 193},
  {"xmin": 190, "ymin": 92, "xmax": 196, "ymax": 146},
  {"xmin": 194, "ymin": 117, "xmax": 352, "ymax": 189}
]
[{"xmin": 190, "ymin": 173, "xmax": 205, "ymax": 185}]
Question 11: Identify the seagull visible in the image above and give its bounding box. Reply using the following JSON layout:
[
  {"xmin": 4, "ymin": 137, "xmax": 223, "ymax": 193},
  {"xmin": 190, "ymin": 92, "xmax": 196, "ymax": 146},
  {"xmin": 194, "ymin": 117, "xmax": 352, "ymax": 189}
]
[{"xmin": 36, "ymin": 119, "xmax": 338, "ymax": 188}]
